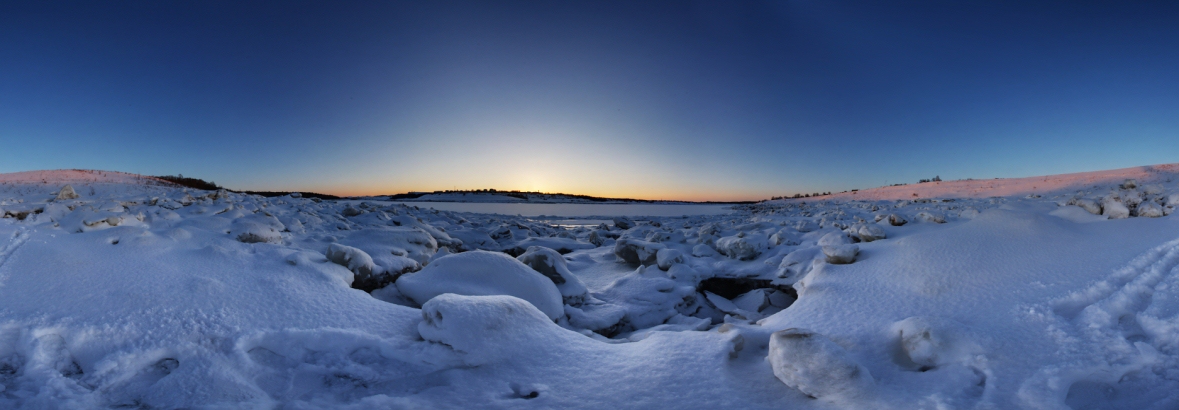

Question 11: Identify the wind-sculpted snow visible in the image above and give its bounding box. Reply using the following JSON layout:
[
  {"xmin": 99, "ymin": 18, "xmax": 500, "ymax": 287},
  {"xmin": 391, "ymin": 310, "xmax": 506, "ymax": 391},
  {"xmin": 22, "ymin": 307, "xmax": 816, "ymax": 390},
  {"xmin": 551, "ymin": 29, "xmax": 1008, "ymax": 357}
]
[{"xmin": 0, "ymin": 168, "xmax": 1178, "ymax": 408}]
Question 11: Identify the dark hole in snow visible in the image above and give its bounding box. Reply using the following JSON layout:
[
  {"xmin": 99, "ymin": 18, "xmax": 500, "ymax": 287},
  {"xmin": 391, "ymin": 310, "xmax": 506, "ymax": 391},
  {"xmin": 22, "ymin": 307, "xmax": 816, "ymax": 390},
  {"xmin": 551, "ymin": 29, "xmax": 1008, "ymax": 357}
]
[
  {"xmin": 61, "ymin": 360, "xmax": 83, "ymax": 378},
  {"xmin": 156, "ymin": 358, "xmax": 179, "ymax": 373},
  {"xmin": 697, "ymin": 277, "xmax": 796, "ymax": 300}
]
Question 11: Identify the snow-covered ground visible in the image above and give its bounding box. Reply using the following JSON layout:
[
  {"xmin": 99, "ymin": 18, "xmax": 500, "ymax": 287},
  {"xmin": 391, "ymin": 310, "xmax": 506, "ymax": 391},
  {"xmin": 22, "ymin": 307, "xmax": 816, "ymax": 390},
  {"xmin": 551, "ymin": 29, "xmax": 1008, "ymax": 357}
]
[{"xmin": 1, "ymin": 167, "xmax": 1178, "ymax": 409}]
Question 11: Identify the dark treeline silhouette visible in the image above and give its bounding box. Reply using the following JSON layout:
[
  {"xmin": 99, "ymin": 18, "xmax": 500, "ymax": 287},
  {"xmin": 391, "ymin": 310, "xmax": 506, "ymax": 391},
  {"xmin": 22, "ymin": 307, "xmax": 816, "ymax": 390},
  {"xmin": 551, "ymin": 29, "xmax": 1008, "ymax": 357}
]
[
  {"xmin": 155, "ymin": 175, "xmax": 221, "ymax": 190},
  {"xmin": 156, "ymin": 174, "xmax": 339, "ymax": 199}
]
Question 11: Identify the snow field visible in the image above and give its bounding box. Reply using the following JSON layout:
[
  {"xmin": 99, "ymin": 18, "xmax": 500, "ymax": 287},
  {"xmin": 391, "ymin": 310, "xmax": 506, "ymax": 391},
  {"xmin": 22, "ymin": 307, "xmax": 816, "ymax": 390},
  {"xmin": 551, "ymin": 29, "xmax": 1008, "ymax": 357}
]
[{"xmin": 0, "ymin": 166, "xmax": 1177, "ymax": 408}]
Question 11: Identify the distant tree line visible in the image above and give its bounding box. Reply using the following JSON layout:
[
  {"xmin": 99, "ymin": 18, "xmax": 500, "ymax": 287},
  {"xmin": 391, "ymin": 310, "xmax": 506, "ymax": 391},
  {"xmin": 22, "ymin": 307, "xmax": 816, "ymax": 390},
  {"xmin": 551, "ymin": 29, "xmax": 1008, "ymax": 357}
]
[
  {"xmin": 154, "ymin": 174, "xmax": 339, "ymax": 199},
  {"xmin": 155, "ymin": 174, "xmax": 221, "ymax": 190},
  {"xmin": 770, "ymin": 192, "xmax": 832, "ymax": 200},
  {"xmin": 767, "ymin": 174, "xmax": 945, "ymax": 201}
]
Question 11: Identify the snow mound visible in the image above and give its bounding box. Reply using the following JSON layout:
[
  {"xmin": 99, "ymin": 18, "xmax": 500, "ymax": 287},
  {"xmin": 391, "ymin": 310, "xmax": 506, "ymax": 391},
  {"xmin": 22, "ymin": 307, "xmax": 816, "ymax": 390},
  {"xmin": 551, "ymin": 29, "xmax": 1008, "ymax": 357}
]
[
  {"xmin": 396, "ymin": 250, "xmax": 564, "ymax": 320},
  {"xmin": 418, "ymin": 294, "xmax": 580, "ymax": 366},
  {"xmin": 228, "ymin": 214, "xmax": 285, "ymax": 244},
  {"xmin": 767, "ymin": 328, "xmax": 873, "ymax": 400}
]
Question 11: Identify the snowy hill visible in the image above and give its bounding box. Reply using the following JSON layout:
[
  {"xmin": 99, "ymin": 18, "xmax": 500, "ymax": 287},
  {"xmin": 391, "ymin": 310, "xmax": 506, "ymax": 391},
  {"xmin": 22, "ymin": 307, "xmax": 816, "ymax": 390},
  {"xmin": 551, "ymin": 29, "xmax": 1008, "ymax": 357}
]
[
  {"xmin": 811, "ymin": 162, "xmax": 1179, "ymax": 201},
  {"xmin": 0, "ymin": 166, "xmax": 1177, "ymax": 408},
  {"xmin": 0, "ymin": 169, "xmax": 168, "ymax": 185}
]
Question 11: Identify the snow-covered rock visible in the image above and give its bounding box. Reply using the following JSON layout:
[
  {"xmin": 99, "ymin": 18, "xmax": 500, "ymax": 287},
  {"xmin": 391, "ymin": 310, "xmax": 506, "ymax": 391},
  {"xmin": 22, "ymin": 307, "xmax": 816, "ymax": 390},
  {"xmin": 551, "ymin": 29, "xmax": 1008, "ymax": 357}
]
[
  {"xmin": 818, "ymin": 231, "xmax": 852, "ymax": 247},
  {"xmin": 692, "ymin": 243, "xmax": 720, "ymax": 258},
  {"xmin": 915, "ymin": 211, "xmax": 945, "ymax": 224},
  {"xmin": 1136, "ymin": 201, "xmax": 1164, "ymax": 218},
  {"xmin": 715, "ymin": 235, "xmax": 762, "ymax": 260},
  {"xmin": 823, "ymin": 244, "xmax": 859, "ymax": 264},
  {"xmin": 767, "ymin": 328, "xmax": 873, "ymax": 399},
  {"xmin": 1102, "ymin": 198, "xmax": 1130, "ymax": 219},
  {"xmin": 612, "ymin": 216, "xmax": 635, "ymax": 230},
  {"xmin": 55, "ymin": 185, "xmax": 79, "ymax": 200},
  {"xmin": 893, "ymin": 317, "xmax": 942, "ymax": 367},
  {"xmin": 875, "ymin": 213, "xmax": 908, "ymax": 226},
  {"xmin": 613, "ymin": 238, "xmax": 665, "ymax": 266},
  {"xmin": 229, "ymin": 214, "xmax": 285, "ymax": 244},
  {"xmin": 1166, "ymin": 193, "xmax": 1179, "ymax": 207},
  {"xmin": 325, "ymin": 243, "xmax": 374, "ymax": 285},
  {"xmin": 856, "ymin": 225, "xmax": 886, "ymax": 242},
  {"xmin": 656, "ymin": 248, "xmax": 684, "ymax": 271},
  {"xmin": 794, "ymin": 220, "xmax": 819, "ymax": 232},
  {"xmin": 397, "ymin": 250, "xmax": 564, "ymax": 320},
  {"xmin": 517, "ymin": 246, "xmax": 589, "ymax": 305},
  {"xmin": 1074, "ymin": 198, "xmax": 1102, "ymax": 215},
  {"xmin": 588, "ymin": 229, "xmax": 618, "ymax": 246},
  {"xmin": 777, "ymin": 248, "xmax": 818, "ymax": 280}
]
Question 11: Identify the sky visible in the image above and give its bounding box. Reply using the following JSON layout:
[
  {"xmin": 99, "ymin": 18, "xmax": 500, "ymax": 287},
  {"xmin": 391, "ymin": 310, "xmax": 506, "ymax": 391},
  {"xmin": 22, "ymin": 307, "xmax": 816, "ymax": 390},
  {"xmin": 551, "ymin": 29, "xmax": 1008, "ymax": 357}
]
[{"xmin": 2, "ymin": 1, "xmax": 1179, "ymax": 201}]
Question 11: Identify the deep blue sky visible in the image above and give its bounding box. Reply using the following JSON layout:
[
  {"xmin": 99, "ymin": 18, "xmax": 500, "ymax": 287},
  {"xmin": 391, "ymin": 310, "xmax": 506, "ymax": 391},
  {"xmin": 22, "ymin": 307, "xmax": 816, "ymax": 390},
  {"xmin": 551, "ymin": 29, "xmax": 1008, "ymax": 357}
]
[{"xmin": 2, "ymin": 1, "xmax": 1178, "ymax": 200}]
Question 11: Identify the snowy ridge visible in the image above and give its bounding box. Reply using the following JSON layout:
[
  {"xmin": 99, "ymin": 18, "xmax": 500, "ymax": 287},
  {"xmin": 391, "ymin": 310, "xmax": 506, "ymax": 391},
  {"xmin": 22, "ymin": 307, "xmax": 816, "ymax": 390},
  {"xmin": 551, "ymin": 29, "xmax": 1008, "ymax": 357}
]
[
  {"xmin": 810, "ymin": 163, "xmax": 1179, "ymax": 201},
  {"xmin": 0, "ymin": 169, "xmax": 173, "ymax": 186}
]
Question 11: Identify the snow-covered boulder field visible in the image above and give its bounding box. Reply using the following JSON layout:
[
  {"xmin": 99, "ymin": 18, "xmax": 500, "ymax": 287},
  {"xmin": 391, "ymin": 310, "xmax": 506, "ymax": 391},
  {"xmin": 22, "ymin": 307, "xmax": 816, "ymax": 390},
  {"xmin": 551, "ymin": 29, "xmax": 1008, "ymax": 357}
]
[{"xmin": 1, "ymin": 167, "xmax": 1179, "ymax": 408}]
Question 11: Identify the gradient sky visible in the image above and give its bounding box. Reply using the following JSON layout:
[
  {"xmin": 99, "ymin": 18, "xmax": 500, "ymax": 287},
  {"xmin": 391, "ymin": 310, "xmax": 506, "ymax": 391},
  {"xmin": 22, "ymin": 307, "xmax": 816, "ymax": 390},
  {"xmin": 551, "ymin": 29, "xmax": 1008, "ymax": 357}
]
[{"xmin": 3, "ymin": 1, "xmax": 1179, "ymax": 201}]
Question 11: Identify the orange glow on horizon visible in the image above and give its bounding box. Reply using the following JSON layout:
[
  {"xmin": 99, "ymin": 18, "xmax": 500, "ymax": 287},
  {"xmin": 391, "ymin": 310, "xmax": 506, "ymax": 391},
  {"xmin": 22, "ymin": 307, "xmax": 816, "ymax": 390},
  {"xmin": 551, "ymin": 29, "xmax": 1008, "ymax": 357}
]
[{"xmin": 275, "ymin": 182, "xmax": 767, "ymax": 202}]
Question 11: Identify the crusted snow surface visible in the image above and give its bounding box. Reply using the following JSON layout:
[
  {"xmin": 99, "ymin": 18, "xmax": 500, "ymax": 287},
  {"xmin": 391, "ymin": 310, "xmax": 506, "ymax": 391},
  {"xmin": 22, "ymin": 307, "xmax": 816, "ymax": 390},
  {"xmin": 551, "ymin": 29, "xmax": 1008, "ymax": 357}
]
[{"xmin": 0, "ymin": 167, "xmax": 1178, "ymax": 408}]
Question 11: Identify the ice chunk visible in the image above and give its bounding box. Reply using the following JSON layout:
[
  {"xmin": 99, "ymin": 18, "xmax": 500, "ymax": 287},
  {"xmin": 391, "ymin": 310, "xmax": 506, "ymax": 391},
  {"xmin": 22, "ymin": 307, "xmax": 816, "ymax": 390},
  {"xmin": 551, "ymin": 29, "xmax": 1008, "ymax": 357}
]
[
  {"xmin": 768, "ymin": 328, "xmax": 873, "ymax": 399},
  {"xmin": 732, "ymin": 289, "xmax": 769, "ymax": 312},
  {"xmin": 397, "ymin": 250, "xmax": 564, "ymax": 320},
  {"xmin": 656, "ymin": 248, "xmax": 684, "ymax": 271},
  {"xmin": 612, "ymin": 216, "xmax": 635, "ymax": 230}
]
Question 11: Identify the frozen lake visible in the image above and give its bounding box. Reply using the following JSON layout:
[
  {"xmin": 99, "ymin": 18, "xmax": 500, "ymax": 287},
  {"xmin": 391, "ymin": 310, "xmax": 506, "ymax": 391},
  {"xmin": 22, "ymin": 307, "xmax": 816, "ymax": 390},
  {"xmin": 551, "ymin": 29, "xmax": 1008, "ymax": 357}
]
[{"xmin": 384, "ymin": 201, "xmax": 737, "ymax": 218}]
